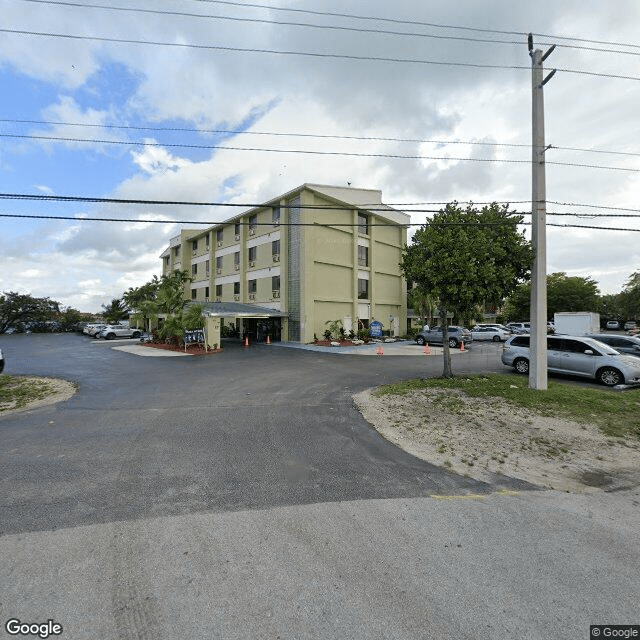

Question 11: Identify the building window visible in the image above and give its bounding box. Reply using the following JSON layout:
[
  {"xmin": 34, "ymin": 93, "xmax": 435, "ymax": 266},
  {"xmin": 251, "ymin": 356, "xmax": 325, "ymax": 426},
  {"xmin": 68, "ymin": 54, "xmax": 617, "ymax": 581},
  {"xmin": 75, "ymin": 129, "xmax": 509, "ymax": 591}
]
[
  {"xmin": 272, "ymin": 239, "xmax": 280, "ymax": 256},
  {"xmin": 216, "ymin": 256, "xmax": 223, "ymax": 270},
  {"xmin": 272, "ymin": 206, "xmax": 281, "ymax": 225},
  {"xmin": 234, "ymin": 251, "xmax": 240, "ymax": 267},
  {"xmin": 358, "ymin": 278, "xmax": 369, "ymax": 300},
  {"xmin": 191, "ymin": 289, "xmax": 197, "ymax": 300},
  {"xmin": 358, "ymin": 213, "xmax": 368, "ymax": 235},
  {"xmin": 192, "ymin": 239, "xmax": 198, "ymax": 251},
  {"xmin": 248, "ymin": 279, "xmax": 257, "ymax": 294},
  {"xmin": 164, "ymin": 256, "xmax": 169, "ymax": 266},
  {"xmin": 272, "ymin": 275, "xmax": 280, "ymax": 291},
  {"xmin": 248, "ymin": 246, "xmax": 257, "ymax": 262},
  {"xmin": 205, "ymin": 260, "xmax": 210, "ymax": 275},
  {"xmin": 216, "ymin": 228, "xmax": 223, "ymax": 243},
  {"xmin": 249, "ymin": 214, "xmax": 258, "ymax": 230},
  {"xmin": 358, "ymin": 245, "xmax": 368, "ymax": 267},
  {"xmin": 215, "ymin": 284, "xmax": 222, "ymax": 297},
  {"xmin": 173, "ymin": 246, "xmax": 180, "ymax": 257},
  {"xmin": 192, "ymin": 263, "xmax": 197, "ymax": 276},
  {"xmin": 235, "ymin": 222, "xmax": 241, "ymax": 236},
  {"xmin": 205, "ymin": 287, "xmax": 209, "ymax": 298},
  {"xmin": 234, "ymin": 281, "xmax": 240, "ymax": 295}
]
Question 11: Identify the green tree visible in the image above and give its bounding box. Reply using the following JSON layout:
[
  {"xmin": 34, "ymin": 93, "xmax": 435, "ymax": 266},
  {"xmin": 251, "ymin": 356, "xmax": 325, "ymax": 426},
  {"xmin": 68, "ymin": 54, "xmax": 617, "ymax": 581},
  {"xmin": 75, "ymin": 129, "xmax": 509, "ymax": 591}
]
[
  {"xmin": 400, "ymin": 203, "xmax": 533, "ymax": 377},
  {"xmin": 101, "ymin": 298, "xmax": 129, "ymax": 324},
  {"xmin": 0, "ymin": 291, "xmax": 60, "ymax": 333},
  {"xmin": 620, "ymin": 271, "xmax": 640, "ymax": 320},
  {"xmin": 407, "ymin": 287, "xmax": 438, "ymax": 328},
  {"xmin": 156, "ymin": 270, "xmax": 192, "ymax": 314},
  {"xmin": 123, "ymin": 277, "xmax": 160, "ymax": 330},
  {"xmin": 504, "ymin": 272, "xmax": 601, "ymax": 321}
]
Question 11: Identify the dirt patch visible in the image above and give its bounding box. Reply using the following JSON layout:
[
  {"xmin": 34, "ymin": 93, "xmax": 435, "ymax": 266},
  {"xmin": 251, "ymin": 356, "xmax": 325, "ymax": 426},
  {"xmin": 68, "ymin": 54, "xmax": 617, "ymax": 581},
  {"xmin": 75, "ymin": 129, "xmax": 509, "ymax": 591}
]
[
  {"xmin": 0, "ymin": 376, "xmax": 77, "ymax": 416},
  {"xmin": 354, "ymin": 387, "xmax": 640, "ymax": 493}
]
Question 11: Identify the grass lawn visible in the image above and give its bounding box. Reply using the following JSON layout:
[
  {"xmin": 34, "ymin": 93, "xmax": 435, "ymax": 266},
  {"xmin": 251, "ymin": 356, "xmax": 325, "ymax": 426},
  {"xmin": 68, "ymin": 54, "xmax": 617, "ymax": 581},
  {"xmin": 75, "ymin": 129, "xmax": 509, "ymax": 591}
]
[
  {"xmin": 0, "ymin": 375, "xmax": 57, "ymax": 412},
  {"xmin": 374, "ymin": 374, "xmax": 640, "ymax": 441}
]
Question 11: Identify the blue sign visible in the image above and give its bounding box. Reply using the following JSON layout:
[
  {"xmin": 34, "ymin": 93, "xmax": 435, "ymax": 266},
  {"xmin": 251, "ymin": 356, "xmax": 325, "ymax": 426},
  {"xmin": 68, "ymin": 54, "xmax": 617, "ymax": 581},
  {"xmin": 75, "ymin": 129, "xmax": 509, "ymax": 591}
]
[{"xmin": 370, "ymin": 321, "xmax": 383, "ymax": 338}]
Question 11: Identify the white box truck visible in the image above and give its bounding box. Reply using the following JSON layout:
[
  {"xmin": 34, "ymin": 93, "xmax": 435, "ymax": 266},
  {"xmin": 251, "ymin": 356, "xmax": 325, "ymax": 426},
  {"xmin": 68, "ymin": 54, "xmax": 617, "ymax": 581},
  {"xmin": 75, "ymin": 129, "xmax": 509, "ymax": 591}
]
[{"xmin": 554, "ymin": 312, "xmax": 600, "ymax": 335}]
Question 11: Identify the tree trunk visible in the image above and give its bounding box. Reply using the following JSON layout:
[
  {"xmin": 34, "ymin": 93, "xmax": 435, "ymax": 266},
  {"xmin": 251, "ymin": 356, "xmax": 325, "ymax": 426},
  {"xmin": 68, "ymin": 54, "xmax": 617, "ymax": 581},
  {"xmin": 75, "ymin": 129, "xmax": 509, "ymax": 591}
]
[{"xmin": 441, "ymin": 307, "xmax": 453, "ymax": 378}]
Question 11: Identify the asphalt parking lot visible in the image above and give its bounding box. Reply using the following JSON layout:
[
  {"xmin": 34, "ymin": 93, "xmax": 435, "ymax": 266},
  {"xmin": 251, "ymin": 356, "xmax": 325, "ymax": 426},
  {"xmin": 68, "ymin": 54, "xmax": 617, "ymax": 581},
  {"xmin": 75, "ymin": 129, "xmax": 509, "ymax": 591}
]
[{"xmin": 1, "ymin": 333, "xmax": 638, "ymax": 640}]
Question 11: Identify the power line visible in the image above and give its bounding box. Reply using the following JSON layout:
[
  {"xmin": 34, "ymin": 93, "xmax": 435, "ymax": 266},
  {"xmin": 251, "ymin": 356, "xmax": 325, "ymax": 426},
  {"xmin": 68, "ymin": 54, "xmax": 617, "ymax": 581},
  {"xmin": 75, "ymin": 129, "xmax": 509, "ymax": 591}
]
[
  {"xmin": 3, "ymin": 193, "xmax": 640, "ymax": 218},
  {"xmin": 5, "ymin": 132, "xmax": 640, "ymax": 172},
  {"xmin": 4, "ymin": 118, "xmax": 640, "ymax": 159},
  {"xmin": 2, "ymin": 211, "xmax": 637, "ymax": 232},
  {"xmin": 193, "ymin": 0, "xmax": 640, "ymax": 51},
  {"xmin": 3, "ymin": 28, "xmax": 640, "ymax": 81},
  {"xmin": 17, "ymin": 0, "xmax": 640, "ymax": 58},
  {"xmin": 0, "ymin": 132, "xmax": 532, "ymax": 163}
]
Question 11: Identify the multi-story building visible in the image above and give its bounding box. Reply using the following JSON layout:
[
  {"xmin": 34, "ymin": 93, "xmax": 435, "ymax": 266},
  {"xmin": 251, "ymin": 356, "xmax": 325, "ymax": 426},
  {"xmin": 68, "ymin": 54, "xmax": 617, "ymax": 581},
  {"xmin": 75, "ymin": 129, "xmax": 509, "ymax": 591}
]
[{"xmin": 160, "ymin": 183, "xmax": 409, "ymax": 343}]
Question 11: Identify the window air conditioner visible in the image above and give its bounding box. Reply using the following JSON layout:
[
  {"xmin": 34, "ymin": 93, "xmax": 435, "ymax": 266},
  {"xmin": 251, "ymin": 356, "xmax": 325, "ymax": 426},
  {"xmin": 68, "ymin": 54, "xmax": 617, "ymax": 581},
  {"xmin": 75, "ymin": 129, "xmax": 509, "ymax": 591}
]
[
  {"xmin": 234, "ymin": 294, "xmax": 240, "ymax": 301},
  {"xmin": 273, "ymin": 290, "xmax": 280, "ymax": 298},
  {"xmin": 249, "ymin": 293, "xmax": 256, "ymax": 300},
  {"xmin": 235, "ymin": 234, "xmax": 240, "ymax": 241},
  {"xmin": 234, "ymin": 264, "xmax": 240, "ymax": 270},
  {"xmin": 249, "ymin": 228, "xmax": 256, "ymax": 236},
  {"xmin": 217, "ymin": 241, "xmax": 223, "ymax": 247},
  {"xmin": 216, "ymin": 268, "xmax": 222, "ymax": 274},
  {"xmin": 272, "ymin": 254, "xmax": 280, "ymax": 262},
  {"xmin": 249, "ymin": 261, "xmax": 255, "ymax": 268}
]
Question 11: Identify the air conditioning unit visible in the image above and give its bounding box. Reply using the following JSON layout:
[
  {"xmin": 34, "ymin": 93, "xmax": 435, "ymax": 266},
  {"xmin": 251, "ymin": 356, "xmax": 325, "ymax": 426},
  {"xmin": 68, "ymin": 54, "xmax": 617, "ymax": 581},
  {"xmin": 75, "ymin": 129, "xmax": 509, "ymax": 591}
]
[
  {"xmin": 249, "ymin": 261, "xmax": 255, "ymax": 268},
  {"xmin": 215, "ymin": 298, "xmax": 222, "ymax": 303},
  {"xmin": 249, "ymin": 228, "xmax": 256, "ymax": 236},
  {"xmin": 272, "ymin": 254, "xmax": 280, "ymax": 262},
  {"xmin": 205, "ymin": 246, "xmax": 210, "ymax": 252},
  {"xmin": 272, "ymin": 290, "xmax": 280, "ymax": 298},
  {"xmin": 235, "ymin": 234, "xmax": 240, "ymax": 241},
  {"xmin": 248, "ymin": 293, "xmax": 256, "ymax": 300},
  {"xmin": 273, "ymin": 222, "xmax": 280, "ymax": 227},
  {"xmin": 234, "ymin": 264, "xmax": 240, "ymax": 271},
  {"xmin": 233, "ymin": 294, "xmax": 240, "ymax": 301},
  {"xmin": 217, "ymin": 241, "xmax": 223, "ymax": 247},
  {"xmin": 204, "ymin": 298, "xmax": 209, "ymax": 302},
  {"xmin": 216, "ymin": 268, "xmax": 222, "ymax": 274}
]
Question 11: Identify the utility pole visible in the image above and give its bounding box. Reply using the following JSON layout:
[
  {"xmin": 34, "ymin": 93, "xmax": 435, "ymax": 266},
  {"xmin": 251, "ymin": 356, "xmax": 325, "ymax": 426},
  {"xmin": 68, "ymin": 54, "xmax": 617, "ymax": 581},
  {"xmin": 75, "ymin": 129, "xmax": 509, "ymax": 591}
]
[{"xmin": 528, "ymin": 34, "xmax": 555, "ymax": 391}]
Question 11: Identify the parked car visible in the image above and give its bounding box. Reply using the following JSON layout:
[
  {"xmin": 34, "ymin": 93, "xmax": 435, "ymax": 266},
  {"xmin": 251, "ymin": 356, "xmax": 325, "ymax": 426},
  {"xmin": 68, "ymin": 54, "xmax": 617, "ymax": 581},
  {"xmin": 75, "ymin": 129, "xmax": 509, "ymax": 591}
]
[
  {"xmin": 606, "ymin": 320, "xmax": 620, "ymax": 330},
  {"xmin": 0, "ymin": 348, "xmax": 4, "ymax": 373},
  {"xmin": 470, "ymin": 326, "xmax": 510, "ymax": 342},
  {"xmin": 501, "ymin": 334, "xmax": 640, "ymax": 386},
  {"xmin": 506, "ymin": 322, "xmax": 530, "ymax": 334},
  {"xmin": 415, "ymin": 325, "xmax": 473, "ymax": 349},
  {"xmin": 624, "ymin": 321, "xmax": 637, "ymax": 331},
  {"xmin": 83, "ymin": 323, "xmax": 106, "ymax": 337},
  {"xmin": 588, "ymin": 334, "xmax": 640, "ymax": 358},
  {"xmin": 98, "ymin": 325, "xmax": 142, "ymax": 340}
]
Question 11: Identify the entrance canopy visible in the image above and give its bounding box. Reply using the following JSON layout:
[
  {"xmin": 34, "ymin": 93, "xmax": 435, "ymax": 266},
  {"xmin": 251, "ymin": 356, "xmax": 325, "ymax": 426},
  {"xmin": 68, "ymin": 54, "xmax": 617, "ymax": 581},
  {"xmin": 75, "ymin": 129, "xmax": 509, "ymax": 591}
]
[{"xmin": 186, "ymin": 301, "xmax": 288, "ymax": 319}]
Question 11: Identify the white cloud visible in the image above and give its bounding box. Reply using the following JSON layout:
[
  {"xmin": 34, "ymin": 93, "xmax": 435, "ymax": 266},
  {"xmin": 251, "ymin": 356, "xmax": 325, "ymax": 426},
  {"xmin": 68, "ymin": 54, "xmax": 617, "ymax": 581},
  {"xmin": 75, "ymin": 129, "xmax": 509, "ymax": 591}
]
[{"xmin": 1, "ymin": 0, "xmax": 639, "ymax": 307}]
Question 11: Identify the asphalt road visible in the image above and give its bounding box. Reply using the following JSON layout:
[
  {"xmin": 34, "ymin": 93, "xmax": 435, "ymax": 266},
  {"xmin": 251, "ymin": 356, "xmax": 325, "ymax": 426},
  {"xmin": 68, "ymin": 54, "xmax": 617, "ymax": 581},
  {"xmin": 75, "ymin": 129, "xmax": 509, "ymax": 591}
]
[{"xmin": 1, "ymin": 333, "xmax": 638, "ymax": 639}]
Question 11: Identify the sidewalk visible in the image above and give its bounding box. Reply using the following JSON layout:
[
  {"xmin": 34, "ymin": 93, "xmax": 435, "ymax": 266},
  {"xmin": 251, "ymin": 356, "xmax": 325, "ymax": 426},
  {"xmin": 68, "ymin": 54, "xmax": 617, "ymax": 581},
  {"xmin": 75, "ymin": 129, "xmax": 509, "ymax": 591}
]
[{"xmin": 270, "ymin": 340, "xmax": 469, "ymax": 357}]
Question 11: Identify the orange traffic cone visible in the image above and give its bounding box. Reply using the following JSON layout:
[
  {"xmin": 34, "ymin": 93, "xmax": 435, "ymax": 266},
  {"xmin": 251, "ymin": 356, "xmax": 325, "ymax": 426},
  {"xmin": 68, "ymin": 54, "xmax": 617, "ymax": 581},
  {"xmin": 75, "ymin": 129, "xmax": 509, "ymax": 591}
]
[
  {"xmin": 460, "ymin": 341, "xmax": 465, "ymax": 352},
  {"xmin": 266, "ymin": 335, "xmax": 271, "ymax": 345},
  {"xmin": 424, "ymin": 344, "xmax": 431, "ymax": 356},
  {"xmin": 377, "ymin": 345, "xmax": 384, "ymax": 356},
  {"xmin": 244, "ymin": 336, "xmax": 249, "ymax": 347}
]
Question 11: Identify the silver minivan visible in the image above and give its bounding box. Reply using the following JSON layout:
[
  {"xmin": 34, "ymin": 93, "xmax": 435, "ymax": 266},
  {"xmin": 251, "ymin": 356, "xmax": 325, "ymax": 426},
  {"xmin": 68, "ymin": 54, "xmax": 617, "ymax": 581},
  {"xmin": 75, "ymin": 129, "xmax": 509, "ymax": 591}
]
[{"xmin": 501, "ymin": 334, "xmax": 640, "ymax": 386}]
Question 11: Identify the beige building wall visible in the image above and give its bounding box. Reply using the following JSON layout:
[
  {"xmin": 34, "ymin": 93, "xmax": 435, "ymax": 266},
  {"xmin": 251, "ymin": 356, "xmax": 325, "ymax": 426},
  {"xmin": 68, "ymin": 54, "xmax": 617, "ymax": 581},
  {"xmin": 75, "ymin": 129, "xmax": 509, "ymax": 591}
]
[{"xmin": 160, "ymin": 184, "xmax": 408, "ymax": 343}]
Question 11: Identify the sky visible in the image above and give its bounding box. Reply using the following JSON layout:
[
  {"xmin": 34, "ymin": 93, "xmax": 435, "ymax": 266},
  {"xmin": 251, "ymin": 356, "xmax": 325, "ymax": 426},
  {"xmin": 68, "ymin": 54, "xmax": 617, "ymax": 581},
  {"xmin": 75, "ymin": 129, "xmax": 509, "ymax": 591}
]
[{"xmin": 1, "ymin": 0, "xmax": 639, "ymax": 312}]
